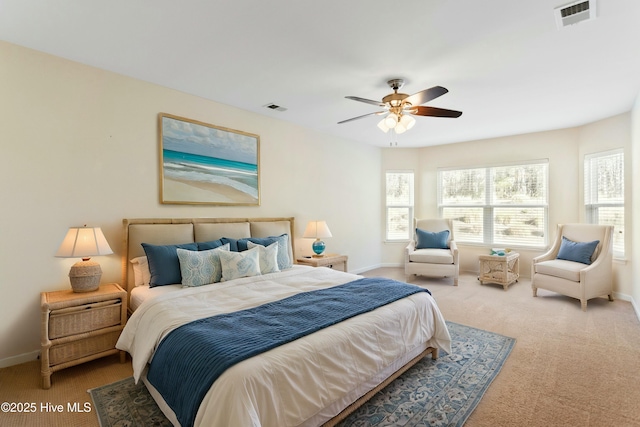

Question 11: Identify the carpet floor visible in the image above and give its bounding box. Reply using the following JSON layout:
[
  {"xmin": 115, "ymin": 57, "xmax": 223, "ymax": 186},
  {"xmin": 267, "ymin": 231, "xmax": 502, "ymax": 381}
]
[{"xmin": 88, "ymin": 322, "xmax": 514, "ymax": 427}]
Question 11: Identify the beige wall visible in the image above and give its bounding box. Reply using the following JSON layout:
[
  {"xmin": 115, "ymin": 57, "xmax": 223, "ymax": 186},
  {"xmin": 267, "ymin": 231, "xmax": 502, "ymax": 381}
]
[
  {"xmin": 381, "ymin": 115, "xmax": 634, "ymax": 299},
  {"xmin": 0, "ymin": 42, "xmax": 382, "ymax": 365}
]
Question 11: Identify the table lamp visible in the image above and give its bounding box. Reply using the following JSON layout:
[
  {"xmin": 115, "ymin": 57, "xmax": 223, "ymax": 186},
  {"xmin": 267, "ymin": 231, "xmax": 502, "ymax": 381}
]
[
  {"xmin": 55, "ymin": 226, "xmax": 113, "ymax": 292},
  {"xmin": 303, "ymin": 220, "xmax": 332, "ymax": 257}
]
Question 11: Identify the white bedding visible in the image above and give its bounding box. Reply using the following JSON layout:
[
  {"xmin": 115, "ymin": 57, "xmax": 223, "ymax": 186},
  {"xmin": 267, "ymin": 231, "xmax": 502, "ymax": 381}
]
[{"xmin": 117, "ymin": 265, "xmax": 451, "ymax": 427}]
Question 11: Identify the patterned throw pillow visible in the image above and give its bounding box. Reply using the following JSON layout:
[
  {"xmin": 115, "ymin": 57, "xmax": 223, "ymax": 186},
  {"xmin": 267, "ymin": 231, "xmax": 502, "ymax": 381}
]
[
  {"xmin": 177, "ymin": 244, "xmax": 230, "ymax": 287},
  {"xmin": 237, "ymin": 234, "xmax": 292, "ymax": 270},
  {"xmin": 247, "ymin": 241, "xmax": 280, "ymax": 274},
  {"xmin": 218, "ymin": 246, "xmax": 261, "ymax": 281}
]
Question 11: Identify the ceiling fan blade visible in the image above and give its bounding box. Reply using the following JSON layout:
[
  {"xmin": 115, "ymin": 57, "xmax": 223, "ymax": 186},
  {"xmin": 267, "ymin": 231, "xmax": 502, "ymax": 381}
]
[
  {"xmin": 404, "ymin": 86, "xmax": 449, "ymax": 106},
  {"xmin": 337, "ymin": 111, "xmax": 386, "ymax": 124},
  {"xmin": 345, "ymin": 96, "xmax": 387, "ymax": 107},
  {"xmin": 411, "ymin": 106, "xmax": 462, "ymax": 118}
]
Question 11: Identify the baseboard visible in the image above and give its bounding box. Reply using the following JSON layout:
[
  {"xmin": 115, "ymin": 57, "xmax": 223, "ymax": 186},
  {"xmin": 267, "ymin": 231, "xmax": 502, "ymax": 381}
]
[
  {"xmin": 631, "ymin": 296, "xmax": 640, "ymax": 322},
  {"xmin": 0, "ymin": 349, "xmax": 39, "ymax": 368},
  {"xmin": 613, "ymin": 291, "xmax": 632, "ymax": 303},
  {"xmin": 350, "ymin": 263, "xmax": 385, "ymax": 274}
]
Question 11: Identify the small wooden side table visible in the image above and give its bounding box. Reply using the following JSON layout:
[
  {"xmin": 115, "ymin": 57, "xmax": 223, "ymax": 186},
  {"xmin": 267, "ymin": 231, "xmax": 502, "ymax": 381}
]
[
  {"xmin": 40, "ymin": 283, "xmax": 127, "ymax": 389},
  {"xmin": 478, "ymin": 252, "xmax": 520, "ymax": 290},
  {"xmin": 297, "ymin": 253, "xmax": 348, "ymax": 272}
]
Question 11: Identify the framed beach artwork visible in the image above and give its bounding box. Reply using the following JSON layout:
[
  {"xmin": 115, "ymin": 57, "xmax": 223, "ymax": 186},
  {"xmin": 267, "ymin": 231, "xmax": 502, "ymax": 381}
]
[{"xmin": 159, "ymin": 113, "xmax": 260, "ymax": 205}]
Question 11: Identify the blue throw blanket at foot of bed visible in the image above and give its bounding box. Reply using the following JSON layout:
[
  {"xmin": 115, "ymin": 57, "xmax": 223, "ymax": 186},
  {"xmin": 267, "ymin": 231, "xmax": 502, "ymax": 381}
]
[{"xmin": 147, "ymin": 277, "xmax": 431, "ymax": 427}]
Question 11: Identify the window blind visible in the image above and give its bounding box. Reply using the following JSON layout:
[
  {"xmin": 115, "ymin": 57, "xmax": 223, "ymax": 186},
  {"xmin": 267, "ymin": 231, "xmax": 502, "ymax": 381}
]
[
  {"xmin": 585, "ymin": 149, "xmax": 624, "ymax": 257},
  {"xmin": 386, "ymin": 171, "xmax": 414, "ymax": 241},
  {"xmin": 439, "ymin": 161, "xmax": 548, "ymax": 248}
]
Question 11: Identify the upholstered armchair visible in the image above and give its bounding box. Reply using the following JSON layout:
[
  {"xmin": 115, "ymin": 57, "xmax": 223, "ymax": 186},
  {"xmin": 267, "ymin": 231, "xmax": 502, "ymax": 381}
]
[
  {"xmin": 405, "ymin": 218, "xmax": 459, "ymax": 286},
  {"xmin": 531, "ymin": 223, "xmax": 613, "ymax": 311}
]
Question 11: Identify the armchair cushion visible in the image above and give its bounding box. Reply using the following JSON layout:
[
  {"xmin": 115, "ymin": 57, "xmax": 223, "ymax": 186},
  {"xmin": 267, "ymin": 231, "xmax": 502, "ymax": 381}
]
[
  {"xmin": 534, "ymin": 259, "xmax": 585, "ymax": 282},
  {"xmin": 556, "ymin": 237, "xmax": 599, "ymax": 265},
  {"xmin": 416, "ymin": 229, "xmax": 449, "ymax": 249},
  {"xmin": 408, "ymin": 248, "xmax": 454, "ymax": 265}
]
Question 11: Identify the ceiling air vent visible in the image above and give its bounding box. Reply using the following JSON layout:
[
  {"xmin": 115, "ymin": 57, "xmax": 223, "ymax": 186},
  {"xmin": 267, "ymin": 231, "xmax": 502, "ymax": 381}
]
[
  {"xmin": 263, "ymin": 103, "xmax": 287, "ymax": 112},
  {"xmin": 555, "ymin": 0, "xmax": 596, "ymax": 28}
]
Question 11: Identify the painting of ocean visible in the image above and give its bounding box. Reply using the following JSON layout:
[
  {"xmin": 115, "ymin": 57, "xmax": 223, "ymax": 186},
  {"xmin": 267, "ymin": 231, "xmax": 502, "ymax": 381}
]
[{"xmin": 160, "ymin": 114, "xmax": 259, "ymax": 205}]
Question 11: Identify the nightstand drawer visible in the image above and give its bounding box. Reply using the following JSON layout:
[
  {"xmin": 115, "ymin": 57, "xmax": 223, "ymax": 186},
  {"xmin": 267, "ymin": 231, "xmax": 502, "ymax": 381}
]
[
  {"xmin": 49, "ymin": 329, "xmax": 121, "ymax": 366},
  {"xmin": 49, "ymin": 299, "xmax": 122, "ymax": 339}
]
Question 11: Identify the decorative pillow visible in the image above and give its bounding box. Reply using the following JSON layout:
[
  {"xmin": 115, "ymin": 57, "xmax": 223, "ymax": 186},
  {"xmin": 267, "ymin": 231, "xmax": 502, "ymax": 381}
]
[
  {"xmin": 141, "ymin": 242, "xmax": 198, "ymax": 287},
  {"xmin": 220, "ymin": 237, "xmax": 240, "ymax": 252},
  {"xmin": 416, "ymin": 229, "xmax": 450, "ymax": 249},
  {"xmin": 556, "ymin": 237, "xmax": 600, "ymax": 265},
  {"xmin": 218, "ymin": 246, "xmax": 261, "ymax": 281},
  {"xmin": 177, "ymin": 244, "xmax": 230, "ymax": 287},
  {"xmin": 238, "ymin": 234, "xmax": 292, "ymax": 270},
  {"xmin": 247, "ymin": 241, "xmax": 280, "ymax": 274},
  {"xmin": 196, "ymin": 238, "xmax": 226, "ymax": 251},
  {"xmin": 130, "ymin": 256, "xmax": 151, "ymax": 287}
]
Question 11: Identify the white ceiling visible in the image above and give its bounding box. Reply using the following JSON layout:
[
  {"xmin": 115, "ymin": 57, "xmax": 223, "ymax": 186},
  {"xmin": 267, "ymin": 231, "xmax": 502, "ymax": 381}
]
[{"xmin": 2, "ymin": 0, "xmax": 639, "ymax": 147}]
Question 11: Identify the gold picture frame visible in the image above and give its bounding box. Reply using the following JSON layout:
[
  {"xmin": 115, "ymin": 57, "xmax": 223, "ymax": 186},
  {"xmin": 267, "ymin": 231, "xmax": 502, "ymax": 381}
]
[{"xmin": 159, "ymin": 113, "xmax": 260, "ymax": 205}]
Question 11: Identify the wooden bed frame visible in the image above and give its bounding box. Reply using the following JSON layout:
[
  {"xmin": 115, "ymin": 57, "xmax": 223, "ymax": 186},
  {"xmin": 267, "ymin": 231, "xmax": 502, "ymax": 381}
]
[{"xmin": 121, "ymin": 216, "xmax": 437, "ymax": 426}]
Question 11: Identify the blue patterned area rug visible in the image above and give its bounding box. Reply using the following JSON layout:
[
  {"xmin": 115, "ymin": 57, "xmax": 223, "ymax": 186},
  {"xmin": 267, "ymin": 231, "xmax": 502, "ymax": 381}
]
[
  {"xmin": 336, "ymin": 321, "xmax": 515, "ymax": 426},
  {"xmin": 88, "ymin": 321, "xmax": 514, "ymax": 427}
]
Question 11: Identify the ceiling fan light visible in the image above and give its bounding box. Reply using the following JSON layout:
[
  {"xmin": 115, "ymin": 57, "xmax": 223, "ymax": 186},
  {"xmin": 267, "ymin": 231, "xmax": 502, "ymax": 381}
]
[
  {"xmin": 400, "ymin": 114, "xmax": 416, "ymax": 130},
  {"xmin": 395, "ymin": 123, "xmax": 407, "ymax": 134},
  {"xmin": 377, "ymin": 118, "xmax": 390, "ymax": 133},
  {"xmin": 384, "ymin": 113, "xmax": 398, "ymax": 128}
]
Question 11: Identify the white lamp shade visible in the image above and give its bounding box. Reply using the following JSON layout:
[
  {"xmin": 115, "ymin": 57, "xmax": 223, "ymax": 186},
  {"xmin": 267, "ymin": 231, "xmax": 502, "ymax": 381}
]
[
  {"xmin": 55, "ymin": 226, "xmax": 113, "ymax": 259},
  {"xmin": 303, "ymin": 221, "xmax": 333, "ymax": 239},
  {"xmin": 384, "ymin": 113, "xmax": 399, "ymax": 128},
  {"xmin": 377, "ymin": 118, "xmax": 390, "ymax": 133},
  {"xmin": 400, "ymin": 114, "xmax": 416, "ymax": 130}
]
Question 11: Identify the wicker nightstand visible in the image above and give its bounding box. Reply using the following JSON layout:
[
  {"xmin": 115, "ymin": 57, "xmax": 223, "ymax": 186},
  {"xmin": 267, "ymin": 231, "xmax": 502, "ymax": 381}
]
[
  {"xmin": 40, "ymin": 283, "xmax": 127, "ymax": 389},
  {"xmin": 297, "ymin": 253, "xmax": 348, "ymax": 272}
]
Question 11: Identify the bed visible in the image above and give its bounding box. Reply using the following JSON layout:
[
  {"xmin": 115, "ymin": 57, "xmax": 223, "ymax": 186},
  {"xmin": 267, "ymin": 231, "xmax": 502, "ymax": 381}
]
[{"xmin": 116, "ymin": 217, "xmax": 451, "ymax": 427}]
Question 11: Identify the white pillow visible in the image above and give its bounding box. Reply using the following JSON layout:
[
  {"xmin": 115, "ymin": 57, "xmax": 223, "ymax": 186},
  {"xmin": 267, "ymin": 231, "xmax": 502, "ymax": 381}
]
[
  {"xmin": 177, "ymin": 244, "xmax": 230, "ymax": 287},
  {"xmin": 219, "ymin": 246, "xmax": 261, "ymax": 281},
  {"xmin": 247, "ymin": 241, "xmax": 280, "ymax": 274},
  {"xmin": 130, "ymin": 256, "xmax": 151, "ymax": 287}
]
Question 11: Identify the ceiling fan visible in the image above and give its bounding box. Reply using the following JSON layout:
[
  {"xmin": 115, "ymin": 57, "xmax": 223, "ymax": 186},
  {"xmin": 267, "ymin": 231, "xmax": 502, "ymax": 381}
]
[{"xmin": 338, "ymin": 78, "xmax": 462, "ymax": 134}]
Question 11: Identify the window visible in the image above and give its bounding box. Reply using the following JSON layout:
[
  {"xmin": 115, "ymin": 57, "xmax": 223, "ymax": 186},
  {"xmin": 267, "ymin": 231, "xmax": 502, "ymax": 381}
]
[
  {"xmin": 438, "ymin": 161, "xmax": 548, "ymax": 248},
  {"xmin": 386, "ymin": 171, "xmax": 414, "ymax": 241},
  {"xmin": 585, "ymin": 149, "xmax": 624, "ymax": 257}
]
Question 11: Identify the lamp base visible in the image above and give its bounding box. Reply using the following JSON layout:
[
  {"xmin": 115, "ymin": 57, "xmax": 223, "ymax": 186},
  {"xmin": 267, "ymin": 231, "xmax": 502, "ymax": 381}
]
[
  {"xmin": 69, "ymin": 260, "xmax": 102, "ymax": 293},
  {"xmin": 312, "ymin": 239, "xmax": 326, "ymax": 257}
]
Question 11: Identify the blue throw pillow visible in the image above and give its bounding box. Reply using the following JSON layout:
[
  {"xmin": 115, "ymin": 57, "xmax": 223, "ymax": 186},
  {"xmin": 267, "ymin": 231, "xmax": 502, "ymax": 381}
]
[
  {"xmin": 416, "ymin": 229, "xmax": 450, "ymax": 249},
  {"xmin": 220, "ymin": 237, "xmax": 239, "ymax": 252},
  {"xmin": 142, "ymin": 242, "xmax": 198, "ymax": 287},
  {"xmin": 556, "ymin": 237, "xmax": 599, "ymax": 265},
  {"xmin": 196, "ymin": 238, "xmax": 226, "ymax": 251}
]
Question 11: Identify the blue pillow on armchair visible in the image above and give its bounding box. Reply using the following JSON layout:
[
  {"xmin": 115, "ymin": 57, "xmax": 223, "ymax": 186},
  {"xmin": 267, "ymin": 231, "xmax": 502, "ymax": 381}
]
[
  {"xmin": 416, "ymin": 229, "xmax": 450, "ymax": 249},
  {"xmin": 556, "ymin": 237, "xmax": 599, "ymax": 265}
]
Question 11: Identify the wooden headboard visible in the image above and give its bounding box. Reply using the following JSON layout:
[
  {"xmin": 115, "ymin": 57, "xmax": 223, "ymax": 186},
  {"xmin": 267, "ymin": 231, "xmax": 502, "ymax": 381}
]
[{"xmin": 121, "ymin": 217, "xmax": 295, "ymax": 297}]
